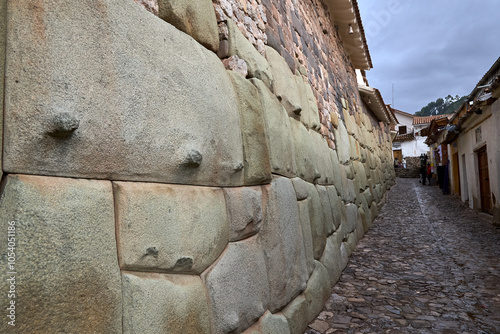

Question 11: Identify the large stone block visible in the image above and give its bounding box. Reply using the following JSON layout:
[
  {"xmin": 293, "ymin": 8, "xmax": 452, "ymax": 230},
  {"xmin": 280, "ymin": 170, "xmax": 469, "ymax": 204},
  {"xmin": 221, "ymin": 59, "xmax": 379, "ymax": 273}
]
[
  {"xmin": 282, "ymin": 294, "xmax": 308, "ymax": 334},
  {"xmin": 224, "ymin": 186, "xmax": 264, "ymax": 242},
  {"xmin": 326, "ymin": 185, "xmax": 342, "ymax": 229},
  {"xmin": 4, "ymin": 0, "xmax": 245, "ymax": 187},
  {"xmin": 291, "ymin": 177, "xmax": 309, "ymax": 201},
  {"xmin": 297, "ymin": 200, "xmax": 316, "ymax": 275},
  {"xmin": 228, "ymin": 71, "xmax": 272, "ymax": 184},
  {"xmin": 295, "ymin": 74, "xmax": 321, "ymax": 131},
  {"xmin": 259, "ymin": 177, "xmax": 309, "ymax": 312},
  {"xmin": 122, "ymin": 272, "xmax": 211, "ymax": 333},
  {"xmin": 305, "ymin": 183, "xmax": 328, "ymax": 260},
  {"xmin": 320, "ymin": 233, "xmax": 345, "ymax": 285},
  {"xmin": 335, "ymin": 120, "xmax": 351, "ymax": 164},
  {"xmin": 290, "ymin": 118, "xmax": 317, "ymax": 183},
  {"xmin": 303, "ymin": 261, "xmax": 331, "ymax": 322},
  {"xmin": 345, "ymin": 203, "xmax": 361, "ymax": 234},
  {"xmin": 227, "ymin": 20, "xmax": 274, "ymax": 89},
  {"xmin": 158, "ymin": 0, "xmax": 219, "ymax": 52},
  {"xmin": 114, "ymin": 181, "xmax": 228, "ymax": 274},
  {"xmin": 265, "ymin": 46, "xmax": 302, "ymax": 116},
  {"xmin": 228, "ymin": 71, "xmax": 271, "ymax": 184},
  {"xmin": 316, "ymin": 185, "xmax": 335, "ymax": 235},
  {"xmin": 243, "ymin": 311, "xmax": 291, "ymax": 334},
  {"xmin": 310, "ymin": 130, "xmax": 335, "ymax": 185},
  {"xmin": 251, "ymin": 78, "xmax": 296, "ymax": 178},
  {"xmin": 0, "ymin": 175, "xmax": 121, "ymax": 333},
  {"xmin": 203, "ymin": 236, "xmax": 270, "ymax": 334}
]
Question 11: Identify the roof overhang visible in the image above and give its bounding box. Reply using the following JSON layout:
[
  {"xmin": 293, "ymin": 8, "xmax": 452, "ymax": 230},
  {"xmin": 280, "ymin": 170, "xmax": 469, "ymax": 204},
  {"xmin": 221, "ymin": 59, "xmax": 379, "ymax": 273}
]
[
  {"xmin": 358, "ymin": 84, "xmax": 392, "ymax": 124},
  {"xmin": 325, "ymin": 0, "xmax": 372, "ymax": 70}
]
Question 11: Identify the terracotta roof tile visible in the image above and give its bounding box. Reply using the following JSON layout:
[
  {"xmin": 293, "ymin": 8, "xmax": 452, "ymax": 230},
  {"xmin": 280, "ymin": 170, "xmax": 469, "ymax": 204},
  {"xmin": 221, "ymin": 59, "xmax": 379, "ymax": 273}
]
[
  {"xmin": 393, "ymin": 132, "xmax": 415, "ymax": 142},
  {"xmin": 412, "ymin": 114, "xmax": 449, "ymax": 125}
]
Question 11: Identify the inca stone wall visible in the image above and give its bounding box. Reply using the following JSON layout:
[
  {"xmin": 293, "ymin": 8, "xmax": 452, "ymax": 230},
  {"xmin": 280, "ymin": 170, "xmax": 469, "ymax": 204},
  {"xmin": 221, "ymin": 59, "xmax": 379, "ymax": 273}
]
[{"xmin": 0, "ymin": 0, "xmax": 395, "ymax": 333}]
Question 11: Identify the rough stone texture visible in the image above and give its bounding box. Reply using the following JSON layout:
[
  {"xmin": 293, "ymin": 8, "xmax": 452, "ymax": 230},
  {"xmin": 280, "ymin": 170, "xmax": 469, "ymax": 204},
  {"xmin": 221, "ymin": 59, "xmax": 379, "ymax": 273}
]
[
  {"xmin": 345, "ymin": 203, "xmax": 361, "ymax": 234},
  {"xmin": 0, "ymin": 174, "xmax": 121, "ymax": 333},
  {"xmin": 290, "ymin": 118, "xmax": 317, "ymax": 183},
  {"xmin": 291, "ymin": 177, "xmax": 309, "ymax": 201},
  {"xmin": 228, "ymin": 71, "xmax": 272, "ymax": 185},
  {"xmin": 114, "ymin": 181, "xmax": 228, "ymax": 274},
  {"xmin": 227, "ymin": 19, "xmax": 274, "ymax": 89},
  {"xmin": 224, "ymin": 186, "xmax": 264, "ymax": 242},
  {"xmin": 326, "ymin": 185, "xmax": 342, "ymax": 229},
  {"xmin": 158, "ymin": 0, "xmax": 219, "ymax": 52},
  {"xmin": 133, "ymin": 0, "xmax": 159, "ymax": 15},
  {"xmin": 282, "ymin": 294, "xmax": 309, "ymax": 334},
  {"xmin": 4, "ymin": 0, "xmax": 246, "ymax": 187},
  {"xmin": 320, "ymin": 233, "xmax": 348, "ymax": 286},
  {"xmin": 259, "ymin": 177, "xmax": 309, "ymax": 312},
  {"xmin": 335, "ymin": 121, "xmax": 351, "ymax": 164},
  {"xmin": 305, "ymin": 182, "xmax": 328, "ymax": 260},
  {"xmin": 203, "ymin": 236, "xmax": 270, "ymax": 334},
  {"xmin": 251, "ymin": 78, "xmax": 296, "ymax": 178},
  {"xmin": 0, "ymin": 0, "xmax": 4, "ymax": 181},
  {"xmin": 243, "ymin": 311, "xmax": 291, "ymax": 334},
  {"xmin": 266, "ymin": 46, "xmax": 302, "ymax": 116},
  {"xmin": 303, "ymin": 261, "xmax": 331, "ymax": 322},
  {"xmin": 310, "ymin": 130, "xmax": 335, "ymax": 185},
  {"xmin": 297, "ymin": 200, "xmax": 316, "ymax": 275},
  {"xmin": 223, "ymin": 55, "xmax": 248, "ymax": 77},
  {"xmin": 122, "ymin": 272, "xmax": 211, "ymax": 333},
  {"xmin": 295, "ymin": 74, "xmax": 321, "ymax": 131},
  {"xmin": 316, "ymin": 185, "xmax": 335, "ymax": 235}
]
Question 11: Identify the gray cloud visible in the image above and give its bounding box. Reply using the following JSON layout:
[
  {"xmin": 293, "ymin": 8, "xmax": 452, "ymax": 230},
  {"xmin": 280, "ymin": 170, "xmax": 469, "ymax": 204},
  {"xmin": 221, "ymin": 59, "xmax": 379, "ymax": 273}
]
[{"xmin": 358, "ymin": 0, "xmax": 500, "ymax": 113}]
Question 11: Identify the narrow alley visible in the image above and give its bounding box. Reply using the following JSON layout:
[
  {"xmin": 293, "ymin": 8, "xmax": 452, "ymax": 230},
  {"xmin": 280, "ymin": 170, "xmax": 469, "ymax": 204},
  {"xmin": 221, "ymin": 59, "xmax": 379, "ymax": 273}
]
[{"xmin": 306, "ymin": 178, "xmax": 500, "ymax": 334}]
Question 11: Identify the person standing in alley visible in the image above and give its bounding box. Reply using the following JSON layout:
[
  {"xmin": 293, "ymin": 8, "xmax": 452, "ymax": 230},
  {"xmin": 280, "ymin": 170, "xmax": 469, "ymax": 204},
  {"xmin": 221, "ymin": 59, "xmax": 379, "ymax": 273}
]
[
  {"xmin": 420, "ymin": 163, "xmax": 426, "ymax": 185},
  {"xmin": 427, "ymin": 163, "xmax": 432, "ymax": 185}
]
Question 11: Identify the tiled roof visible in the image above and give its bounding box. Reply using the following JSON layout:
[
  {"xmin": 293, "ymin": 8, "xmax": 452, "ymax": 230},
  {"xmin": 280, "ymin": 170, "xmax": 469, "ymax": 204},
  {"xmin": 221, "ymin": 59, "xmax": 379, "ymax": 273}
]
[
  {"xmin": 393, "ymin": 132, "xmax": 415, "ymax": 142},
  {"xmin": 412, "ymin": 114, "xmax": 449, "ymax": 125}
]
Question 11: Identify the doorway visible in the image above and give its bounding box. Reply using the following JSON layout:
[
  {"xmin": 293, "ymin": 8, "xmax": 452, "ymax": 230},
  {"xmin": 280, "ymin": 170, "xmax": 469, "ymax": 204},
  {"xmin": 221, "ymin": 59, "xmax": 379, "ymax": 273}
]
[{"xmin": 477, "ymin": 146, "xmax": 492, "ymax": 213}]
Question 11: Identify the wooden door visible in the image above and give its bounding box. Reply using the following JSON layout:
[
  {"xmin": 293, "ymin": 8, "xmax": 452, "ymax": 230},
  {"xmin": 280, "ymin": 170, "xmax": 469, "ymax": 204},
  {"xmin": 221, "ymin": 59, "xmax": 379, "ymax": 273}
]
[
  {"xmin": 393, "ymin": 150, "xmax": 402, "ymax": 164},
  {"xmin": 477, "ymin": 147, "xmax": 492, "ymax": 213}
]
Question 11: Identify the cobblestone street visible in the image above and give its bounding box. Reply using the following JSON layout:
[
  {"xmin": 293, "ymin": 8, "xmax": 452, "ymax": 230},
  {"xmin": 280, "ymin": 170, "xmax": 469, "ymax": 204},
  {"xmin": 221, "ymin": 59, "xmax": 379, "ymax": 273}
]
[{"xmin": 306, "ymin": 178, "xmax": 500, "ymax": 334}]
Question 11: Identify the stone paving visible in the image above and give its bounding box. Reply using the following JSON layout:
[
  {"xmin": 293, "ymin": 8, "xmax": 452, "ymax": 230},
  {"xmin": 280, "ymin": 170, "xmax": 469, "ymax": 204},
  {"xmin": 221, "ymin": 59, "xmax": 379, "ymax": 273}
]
[{"xmin": 305, "ymin": 178, "xmax": 500, "ymax": 334}]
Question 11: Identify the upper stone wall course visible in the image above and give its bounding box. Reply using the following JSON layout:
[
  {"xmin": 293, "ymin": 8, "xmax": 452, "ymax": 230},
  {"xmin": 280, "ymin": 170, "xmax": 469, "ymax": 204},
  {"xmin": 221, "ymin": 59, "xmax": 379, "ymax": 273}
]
[{"xmin": 4, "ymin": 0, "xmax": 246, "ymax": 187}]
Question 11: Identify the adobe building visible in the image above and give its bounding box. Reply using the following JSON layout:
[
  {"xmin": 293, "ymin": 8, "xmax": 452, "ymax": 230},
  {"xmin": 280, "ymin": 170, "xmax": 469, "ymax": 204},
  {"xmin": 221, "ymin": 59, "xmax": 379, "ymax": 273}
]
[
  {"xmin": 0, "ymin": 0, "xmax": 396, "ymax": 332},
  {"xmin": 425, "ymin": 57, "xmax": 500, "ymax": 225}
]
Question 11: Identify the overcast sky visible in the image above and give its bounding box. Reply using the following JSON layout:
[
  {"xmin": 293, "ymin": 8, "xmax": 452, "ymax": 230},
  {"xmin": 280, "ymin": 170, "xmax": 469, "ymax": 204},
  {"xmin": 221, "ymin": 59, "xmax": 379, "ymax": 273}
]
[{"xmin": 356, "ymin": 0, "xmax": 500, "ymax": 114}]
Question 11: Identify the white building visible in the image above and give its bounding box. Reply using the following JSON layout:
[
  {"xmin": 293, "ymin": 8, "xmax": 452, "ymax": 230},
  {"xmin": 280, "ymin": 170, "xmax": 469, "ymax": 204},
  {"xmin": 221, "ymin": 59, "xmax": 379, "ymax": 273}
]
[{"xmin": 391, "ymin": 108, "xmax": 440, "ymax": 161}]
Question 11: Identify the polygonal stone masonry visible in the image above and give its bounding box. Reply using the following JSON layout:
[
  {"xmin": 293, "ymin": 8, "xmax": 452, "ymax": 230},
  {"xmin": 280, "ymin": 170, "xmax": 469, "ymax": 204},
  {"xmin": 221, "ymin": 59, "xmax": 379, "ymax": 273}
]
[
  {"xmin": 242, "ymin": 311, "xmax": 291, "ymax": 334},
  {"xmin": 158, "ymin": 0, "xmax": 219, "ymax": 52},
  {"xmin": 228, "ymin": 71, "xmax": 272, "ymax": 185},
  {"xmin": 224, "ymin": 186, "xmax": 264, "ymax": 242},
  {"xmin": 251, "ymin": 78, "xmax": 297, "ymax": 178},
  {"xmin": 0, "ymin": 174, "xmax": 121, "ymax": 334},
  {"xmin": 4, "ymin": 0, "xmax": 245, "ymax": 187},
  {"xmin": 122, "ymin": 272, "xmax": 212, "ymax": 334},
  {"xmin": 227, "ymin": 19, "xmax": 274, "ymax": 90},
  {"xmin": 259, "ymin": 177, "xmax": 309, "ymax": 312},
  {"xmin": 114, "ymin": 181, "xmax": 228, "ymax": 274},
  {"xmin": 202, "ymin": 236, "xmax": 270, "ymax": 334}
]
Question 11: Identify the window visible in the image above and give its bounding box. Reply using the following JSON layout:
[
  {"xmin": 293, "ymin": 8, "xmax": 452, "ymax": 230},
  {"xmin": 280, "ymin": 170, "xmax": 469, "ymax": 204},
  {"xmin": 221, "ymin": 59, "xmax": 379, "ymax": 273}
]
[{"xmin": 399, "ymin": 125, "xmax": 407, "ymax": 134}]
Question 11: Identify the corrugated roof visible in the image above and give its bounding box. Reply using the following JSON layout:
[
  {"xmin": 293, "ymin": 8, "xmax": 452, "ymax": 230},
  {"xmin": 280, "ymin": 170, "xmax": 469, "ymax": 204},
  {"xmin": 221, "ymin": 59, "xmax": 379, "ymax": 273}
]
[{"xmin": 412, "ymin": 114, "xmax": 449, "ymax": 125}]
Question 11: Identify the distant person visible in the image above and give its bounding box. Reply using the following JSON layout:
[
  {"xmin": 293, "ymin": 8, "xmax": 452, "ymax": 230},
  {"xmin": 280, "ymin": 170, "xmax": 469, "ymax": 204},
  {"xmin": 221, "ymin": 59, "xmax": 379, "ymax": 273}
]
[
  {"xmin": 394, "ymin": 158, "xmax": 399, "ymax": 168},
  {"xmin": 427, "ymin": 163, "xmax": 432, "ymax": 185},
  {"xmin": 402, "ymin": 158, "xmax": 407, "ymax": 169},
  {"xmin": 420, "ymin": 164, "xmax": 426, "ymax": 185}
]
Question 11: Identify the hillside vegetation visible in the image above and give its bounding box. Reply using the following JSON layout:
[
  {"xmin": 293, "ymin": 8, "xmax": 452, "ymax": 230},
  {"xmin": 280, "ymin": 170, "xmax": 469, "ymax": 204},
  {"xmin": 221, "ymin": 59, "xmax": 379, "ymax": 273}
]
[{"xmin": 415, "ymin": 95, "xmax": 466, "ymax": 117}]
